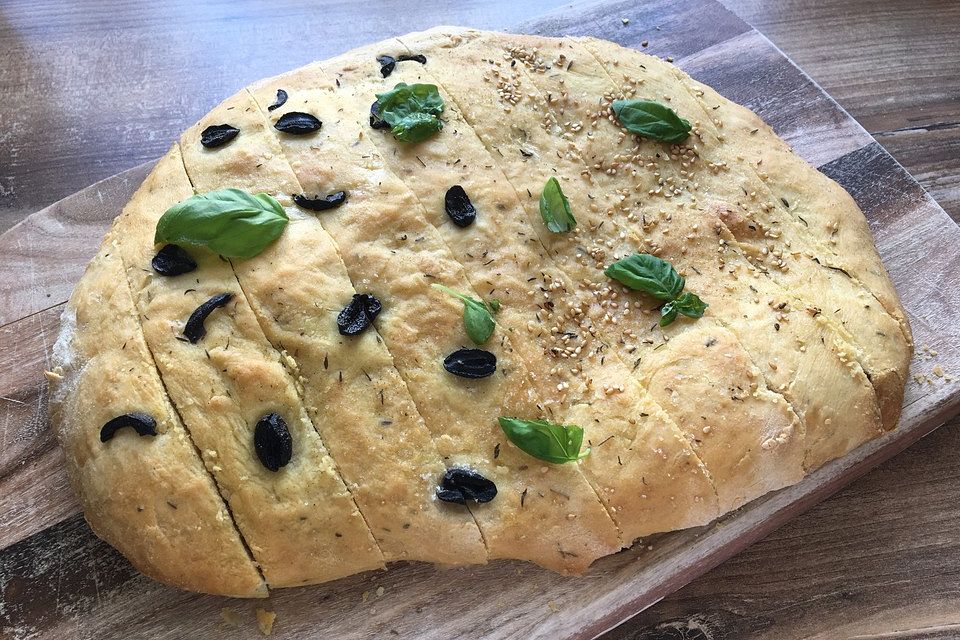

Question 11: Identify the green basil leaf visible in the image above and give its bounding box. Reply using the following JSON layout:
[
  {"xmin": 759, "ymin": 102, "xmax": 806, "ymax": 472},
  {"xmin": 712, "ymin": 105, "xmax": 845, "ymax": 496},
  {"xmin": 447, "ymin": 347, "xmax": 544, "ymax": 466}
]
[
  {"xmin": 659, "ymin": 300, "xmax": 680, "ymax": 327},
  {"xmin": 672, "ymin": 291, "xmax": 707, "ymax": 319},
  {"xmin": 375, "ymin": 83, "xmax": 444, "ymax": 143},
  {"xmin": 498, "ymin": 417, "xmax": 590, "ymax": 464},
  {"xmin": 391, "ymin": 111, "xmax": 443, "ymax": 143},
  {"xmin": 432, "ymin": 284, "xmax": 497, "ymax": 344},
  {"xmin": 154, "ymin": 188, "xmax": 288, "ymax": 259},
  {"xmin": 604, "ymin": 253, "xmax": 684, "ymax": 301},
  {"xmin": 611, "ymin": 99, "xmax": 692, "ymax": 143},
  {"xmin": 539, "ymin": 177, "xmax": 576, "ymax": 233}
]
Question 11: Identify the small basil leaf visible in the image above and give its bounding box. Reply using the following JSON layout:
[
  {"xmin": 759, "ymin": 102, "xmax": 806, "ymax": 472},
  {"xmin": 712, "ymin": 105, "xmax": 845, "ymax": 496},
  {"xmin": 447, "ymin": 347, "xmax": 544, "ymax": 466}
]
[
  {"xmin": 672, "ymin": 291, "xmax": 708, "ymax": 319},
  {"xmin": 659, "ymin": 300, "xmax": 680, "ymax": 327},
  {"xmin": 391, "ymin": 112, "xmax": 443, "ymax": 143},
  {"xmin": 539, "ymin": 177, "xmax": 576, "ymax": 233},
  {"xmin": 604, "ymin": 253, "xmax": 684, "ymax": 301},
  {"xmin": 497, "ymin": 417, "xmax": 590, "ymax": 464},
  {"xmin": 154, "ymin": 188, "xmax": 288, "ymax": 259},
  {"xmin": 433, "ymin": 284, "xmax": 496, "ymax": 344},
  {"xmin": 375, "ymin": 83, "xmax": 445, "ymax": 143},
  {"xmin": 611, "ymin": 99, "xmax": 692, "ymax": 143}
]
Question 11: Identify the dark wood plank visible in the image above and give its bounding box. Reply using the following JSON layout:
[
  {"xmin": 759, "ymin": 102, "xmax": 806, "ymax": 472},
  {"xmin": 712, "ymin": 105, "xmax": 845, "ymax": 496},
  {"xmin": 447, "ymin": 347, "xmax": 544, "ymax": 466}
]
[
  {"xmin": 675, "ymin": 31, "xmax": 871, "ymax": 166},
  {"xmin": 0, "ymin": 304, "xmax": 79, "ymax": 550},
  {"xmin": 610, "ymin": 414, "xmax": 960, "ymax": 640},
  {"xmin": 722, "ymin": 0, "xmax": 960, "ymax": 223},
  {"xmin": 520, "ymin": 0, "xmax": 750, "ymax": 58}
]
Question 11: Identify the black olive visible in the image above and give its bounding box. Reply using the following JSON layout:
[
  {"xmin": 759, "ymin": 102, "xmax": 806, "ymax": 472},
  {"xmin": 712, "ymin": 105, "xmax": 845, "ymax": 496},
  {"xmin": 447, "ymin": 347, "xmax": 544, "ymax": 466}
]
[
  {"xmin": 398, "ymin": 53, "xmax": 427, "ymax": 65},
  {"xmin": 436, "ymin": 468, "xmax": 497, "ymax": 504},
  {"xmin": 151, "ymin": 244, "xmax": 197, "ymax": 276},
  {"xmin": 274, "ymin": 112, "xmax": 322, "ymax": 135},
  {"xmin": 293, "ymin": 191, "xmax": 347, "ymax": 212},
  {"xmin": 377, "ymin": 55, "xmax": 397, "ymax": 78},
  {"xmin": 254, "ymin": 413, "xmax": 293, "ymax": 472},
  {"xmin": 267, "ymin": 89, "xmax": 288, "ymax": 112},
  {"xmin": 443, "ymin": 348, "xmax": 497, "ymax": 378},
  {"xmin": 200, "ymin": 124, "xmax": 240, "ymax": 148},
  {"xmin": 183, "ymin": 293, "xmax": 233, "ymax": 343},
  {"xmin": 100, "ymin": 413, "xmax": 158, "ymax": 442},
  {"xmin": 377, "ymin": 53, "xmax": 427, "ymax": 78},
  {"xmin": 369, "ymin": 101, "xmax": 390, "ymax": 130},
  {"xmin": 444, "ymin": 185, "xmax": 476, "ymax": 228},
  {"xmin": 337, "ymin": 293, "xmax": 382, "ymax": 336}
]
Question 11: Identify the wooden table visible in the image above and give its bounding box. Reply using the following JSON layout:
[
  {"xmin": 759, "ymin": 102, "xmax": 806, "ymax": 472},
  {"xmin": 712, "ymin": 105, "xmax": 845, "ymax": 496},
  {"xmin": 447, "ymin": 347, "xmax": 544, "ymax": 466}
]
[{"xmin": 1, "ymin": 1, "xmax": 957, "ymax": 637}]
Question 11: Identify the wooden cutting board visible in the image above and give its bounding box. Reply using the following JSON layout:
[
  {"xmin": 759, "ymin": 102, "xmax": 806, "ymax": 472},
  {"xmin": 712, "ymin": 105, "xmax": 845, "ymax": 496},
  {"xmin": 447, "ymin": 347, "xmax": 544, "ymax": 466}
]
[{"xmin": 1, "ymin": 1, "xmax": 958, "ymax": 638}]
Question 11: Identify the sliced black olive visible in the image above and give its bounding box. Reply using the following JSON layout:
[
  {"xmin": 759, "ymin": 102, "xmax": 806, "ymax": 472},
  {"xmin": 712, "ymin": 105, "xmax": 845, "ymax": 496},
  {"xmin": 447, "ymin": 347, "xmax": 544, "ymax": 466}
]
[
  {"xmin": 151, "ymin": 244, "xmax": 197, "ymax": 276},
  {"xmin": 274, "ymin": 112, "xmax": 322, "ymax": 135},
  {"xmin": 200, "ymin": 124, "xmax": 240, "ymax": 148},
  {"xmin": 293, "ymin": 191, "xmax": 347, "ymax": 212},
  {"xmin": 254, "ymin": 413, "xmax": 293, "ymax": 472},
  {"xmin": 377, "ymin": 55, "xmax": 397, "ymax": 78},
  {"xmin": 337, "ymin": 293, "xmax": 382, "ymax": 336},
  {"xmin": 398, "ymin": 53, "xmax": 427, "ymax": 65},
  {"xmin": 377, "ymin": 53, "xmax": 427, "ymax": 78},
  {"xmin": 369, "ymin": 101, "xmax": 390, "ymax": 130},
  {"xmin": 183, "ymin": 293, "xmax": 233, "ymax": 343},
  {"xmin": 436, "ymin": 468, "xmax": 497, "ymax": 504},
  {"xmin": 267, "ymin": 89, "xmax": 288, "ymax": 112},
  {"xmin": 444, "ymin": 185, "xmax": 476, "ymax": 228},
  {"xmin": 443, "ymin": 348, "xmax": 496, "ymax": 378},
  {"xmin": 100, "ymin": 413, "xmax": 158, "ymax": 442}
]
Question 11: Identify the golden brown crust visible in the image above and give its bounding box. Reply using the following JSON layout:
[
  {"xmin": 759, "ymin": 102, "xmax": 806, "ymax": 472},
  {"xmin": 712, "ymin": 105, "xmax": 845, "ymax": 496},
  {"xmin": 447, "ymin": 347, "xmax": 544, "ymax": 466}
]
[
  {"xmin": 578, "ymin": 38, "xmax": 911, "ymax": 431},
  {"xmin": 48, "ymin": 216, "xmax": 266, "ymax": 597},
  {"xmin": 181, "ymin": 86, "xmax": 488, "ymax": 566},
  {"xmin": 337, "ymin": 37, "xmax": 720, "ymax": 539},
  {"xmin": 118, "ymin": 145, "xmax": 385, "ymax": 587},
  {"xmin": 245, "ymin": 59, "xmax": 622, "ymax": 572},
  {"xmin": 51, "ymin": 28, "xmax": 911, "ymax": 593}
]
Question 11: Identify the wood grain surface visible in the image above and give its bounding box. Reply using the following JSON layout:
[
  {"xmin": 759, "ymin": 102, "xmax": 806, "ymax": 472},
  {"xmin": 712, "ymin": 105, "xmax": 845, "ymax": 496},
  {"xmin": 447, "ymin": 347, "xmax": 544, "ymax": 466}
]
[{"xmin": 0, "ymin": 1, "xmax": 958, "ymax": 639}]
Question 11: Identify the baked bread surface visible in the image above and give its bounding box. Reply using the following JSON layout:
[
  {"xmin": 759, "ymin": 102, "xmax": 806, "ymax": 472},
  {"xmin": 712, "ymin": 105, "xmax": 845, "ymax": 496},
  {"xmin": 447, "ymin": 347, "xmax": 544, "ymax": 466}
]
[{"xmin": 47, "ymin": 27, "xmax": 911, "ymax": 596}]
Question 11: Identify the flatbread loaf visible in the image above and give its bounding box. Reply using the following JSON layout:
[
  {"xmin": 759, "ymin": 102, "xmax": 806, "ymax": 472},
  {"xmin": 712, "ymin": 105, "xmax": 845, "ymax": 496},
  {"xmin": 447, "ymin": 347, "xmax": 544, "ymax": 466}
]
[{"xmin": 46, "ymin": 28, "xmax": 911, "ymax": 597}]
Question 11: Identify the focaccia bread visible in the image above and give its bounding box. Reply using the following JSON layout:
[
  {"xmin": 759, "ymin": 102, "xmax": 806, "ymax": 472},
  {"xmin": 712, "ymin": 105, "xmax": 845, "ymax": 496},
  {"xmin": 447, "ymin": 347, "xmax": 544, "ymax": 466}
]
[{"xmin": 46, "ymin": 28, "xmax": 911, "ymax": 597}]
